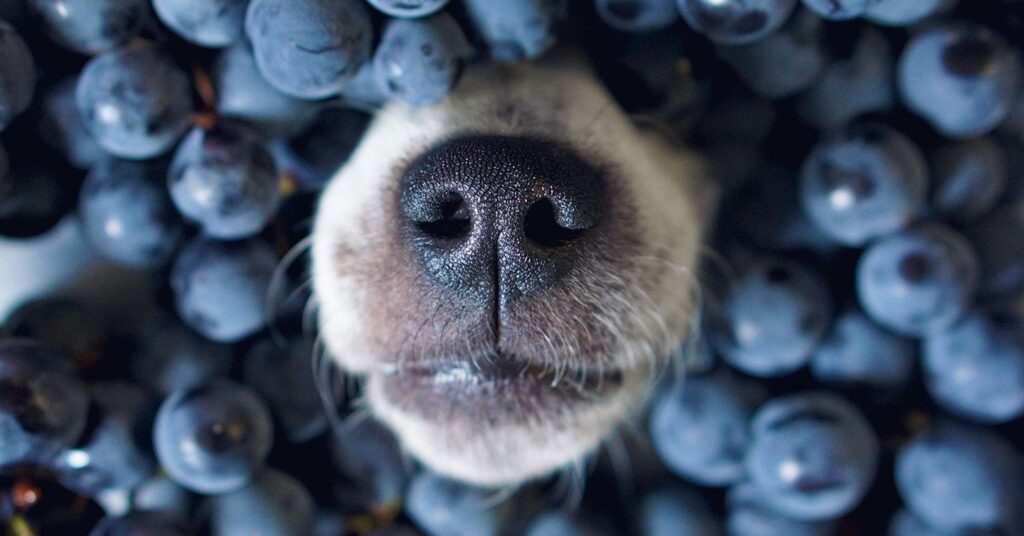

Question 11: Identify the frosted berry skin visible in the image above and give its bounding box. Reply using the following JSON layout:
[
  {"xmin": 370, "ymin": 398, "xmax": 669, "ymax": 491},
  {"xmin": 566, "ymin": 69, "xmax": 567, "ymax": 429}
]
[
  {"xmin": 152, "ymin": 0, "xmax": 247, "ymax": 48},
  {"xmin": 637, "ymin": 485, "xmax": 722, "ymax": 536},
  {"xmin": 168, "ymin": 123, "xmax": 281, "ymax": 240},
  {"xmin": 856, "ymin": 223, "xmax": 979, "ymax": 337},
  {"xmin": 244, "ymin": 0, "xmax": 373, "ymax": 99},
  {"xmin": 745, "ymin": 392, "xmax": 880, "ymax": 521},
  {"xmin": 706, "ymin": 257, "xmax": 833, "ymax": 377},
  {"xmin": 650, "ymin": 370, "xmax": 763, "ymax": 486},
  {"xmin": 595, "ymin": 0, "xmax": 680, "ymax": 33},
  {"xmin": 79, "ymin": 157, "xmax": 184, "ymax": 269},
  {"xmin": 923, "ymin": 309, "xmax": 1024, "ymax": 424},
  {"xmin": 800, "ymin": 123, "xmax": 928, "ymax": 247},
  {"xmin": 405, "ymin": 472, "xmax": 509, "ymax": 536},
  {"xmin": 0, "ymin": 339, "xmax": 90, "ymax": 468},
  {"xmin": 865, "ymin": 0, "xmax": 945, "ymax": 27},
  {"xmin": 373, "ymin": 13, "xmax": 472, "ymax": 106},
  {"xmin": 676, "ymin": 0, "xmax": 798, "ymax": 45},
  {"xmin": 726, "ymin": 483, "xmax": 838, "ymax": 536},
  {"xmin": 170, "ymin": 237, "xmax": 279, "ymax": 343},
  {"xmin": 30, "ymin": 0, "xmax": 145, "ymax": 55},
  {"xmin": 898, "ymin": 23, "xmax": 1022, "ymax": 139},
  {"xmin": 153, "ymin": 380, "xmax": 274, "ymax": 495},
  {"xmin": 367, "ymin": 0, "xmax": 449, "ymax": 18},
  {"xmin": 811, "ymin": 307, "xmax": 915, "ymax": 389},
  {"xmin": 800, "ymin": 0, "xmax": 880, "ymax": 20},
  {"xmin": 210, "ymin": 469, "xmax": 315, "ymax": 536},
  {"xmin": 75, "ymin": 46, "xmax": 193, "ymax": 160},
  {"xmin": 895, "ymin": 421, "xmax": 1019, "ymax": 532},
  {"xmin": 213, "ymin": 43, "xmax": 321, "ymax": 139},
  {"xmin": 462, "ymin": 0, "xmax": 567, "ymax": 61}
]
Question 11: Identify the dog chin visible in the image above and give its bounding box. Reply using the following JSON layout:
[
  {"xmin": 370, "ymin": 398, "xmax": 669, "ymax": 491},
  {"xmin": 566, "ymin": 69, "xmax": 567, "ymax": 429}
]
[{"xmin": 312, "ymin": 51, "xmax": 712, "ymax": 487}]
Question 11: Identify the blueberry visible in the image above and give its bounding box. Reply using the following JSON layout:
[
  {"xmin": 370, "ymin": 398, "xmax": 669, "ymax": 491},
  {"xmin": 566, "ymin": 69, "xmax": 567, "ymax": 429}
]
[
  {"xmin": 929, "ymin": 138, "xmax": 1007, "ymax": 222},
  {"xmin": 170, "ymin": 236, "xmax": 278, "ymax": 343},
  {"xmin": 405, "ymin": 471, "xmax": 510, "ymax": 536},
  {"xmin": 168, "ymin": 122, "xmax": 280, "ymax": 240},
  {"xmin": 0, "ymin": 19, "xmax": 33, "ymax": 131},
  {"xmin": 856, "ymin": 223, "xmax": 978, "ymax": 336},
  {"xmin": 313, "ymin": 509, "xmax": 348, "ymax": 536},
  {"xmin": 745, "ymin": 392, "xmax": 879, "ymax": 520},
  {"xmin": 898, "ymin": 23, "xmax": 1021, "ymax": 139},
  {"xmin": 132, "ymin": 475, "xmax": 193, "ymax": 517},
  {"xmin": 0, "ymin": 339, "xmax": 90, "ymax": 467},
  {"xmin": 797, "ymin": 28, "xmax": 895, "ymax": 130},
  {"xmin": 37, "ymin": 78, "xmax": 106, "ymax": 170},
  {"xmin": 923, "ymin": 309, "xmax": 1024, "ymax": 424},
  {"xmin": 636, "ymin": 484, "xmax": 722, "ymax": 536},
  {"xmin": 367, "ymin": 0, "xmax": 449, "ymax": 18},
  {"xmin": 462, "ymin": 0, "xmax": 566, "ymax": 61},
  {"xmin": 716, "ymin": 9, "xmax": 824, "ymax": 99},
  {"xmin": 864, "ymin": 0, "xmax": 945, "ymax": 26},
  {"xmin": 800, "ymin": 0, "xmax": 880, "ymax": 20},
  {"xmin": 707, "ymin": 257, "xmax": 832, "ymax": 377},
  {"xmin": 650, "ymin": 370, "xmax": 764, "ymax": 486},
  {"xmin": 800, "ymin": 124, "xmax": 928, "ymax": 246},
  {"xmin": 152, "ymin": 0, "xmax": 247, "ymax": 48},
  {"xmin": 895, "ymin": 421, "xmax": 1019, "ymax": 531},
  {"xmin": 76, "ymin": 46, "xmax": 194, "ymax": 160},
  {"xmin": 810, "ymin": 307, "xmax": 915, "ymax": 389},
  {"xmin": 964, "ymin": 202, "xmax": 1024, "ymax": 298},
  {"xmin": 373, "ymin": 13, "xmax": 472, "ymax": 106},
  {"xmin": 213, "ymin": 43, "xmax": 321, "ymax": 139},
  {"xmin": 524, "ymin": 511, "xmax": 612, "ymax": 536},
  {"xmin": 29, "ymin": 0, "xmax": 145, "ymax": 54},
  {"xmin": 79, "ymin": 157, "xmax": 185, "ymax": 269},
  {"xmin": 0, "ymin": 20, "xmax": 35, "ymax": 132},
  {"xmin": 210, "ymin": 468, "xmax": 314, "ymax": 536},
  {"xmin": 89, "ymin": 511, "xmax": 192, "ymax": 536},
  {"xmin": 4, "ymin": 297, "xmax": 106, "ymax": 370},
  {"xmin": 132, "ymin": 314, "xmax": 234, "ymax": 395},
  {"xmin": 726, "ymin": 482, "xmax": 839, "ymax": 536},
  {"xmin": 336, "ymin": 61, "xmax": 389, "ymax": 110},
  {"xmin": 888, "ymin": 509, "xmax": 997, "ymax": 536},
  {"xmin": 54, "ymin": 382, "xmax": 156, "ymax": 501},
  {"xmin": 330, "ymin": 419, "xmax": 408, "ymax": 510},
  {"xmin": 243, "ymin": 337, "xmax": 327, "ymax": 443},
  {"xmin": 153, "ymin": 379, "xmax": 274, "ymax": 494},
  {"xmin": 676, "ymin": 0, "xmax": 797, "ymax": 45},
  {"xmin": 595, "ymin": 0, "xmax": 680, "ymax": 33},
  {"xmin": 244, "ymin": 0, "xmax": 373, "ymax": 100}
]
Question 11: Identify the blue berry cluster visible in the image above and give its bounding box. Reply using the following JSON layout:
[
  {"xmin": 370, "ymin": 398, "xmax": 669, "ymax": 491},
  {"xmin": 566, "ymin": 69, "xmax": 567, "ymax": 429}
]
[{"xmin": 1, "ymin": 0, "xmax": 1024, "ymax": 535}]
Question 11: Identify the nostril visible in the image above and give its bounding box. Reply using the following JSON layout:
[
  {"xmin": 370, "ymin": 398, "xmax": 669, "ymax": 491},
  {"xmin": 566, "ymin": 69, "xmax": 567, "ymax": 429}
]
[
  {"xmin": 414, "ymin": 192, "xmax": 471, "ymax": 240},
  {"xmin": 523, "ymin": 198, "xmax": 586, "ymax": 249}
]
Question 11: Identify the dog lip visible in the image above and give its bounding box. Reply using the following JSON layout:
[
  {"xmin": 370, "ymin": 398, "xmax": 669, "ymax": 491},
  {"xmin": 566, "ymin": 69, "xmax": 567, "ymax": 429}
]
[
  {"xmin": 375, "ymin": 353, "xmax": 626, "ymax": 420},
  {"xmin": 379, "ymin": 351, "xmax": 623, "ymax": 387}
]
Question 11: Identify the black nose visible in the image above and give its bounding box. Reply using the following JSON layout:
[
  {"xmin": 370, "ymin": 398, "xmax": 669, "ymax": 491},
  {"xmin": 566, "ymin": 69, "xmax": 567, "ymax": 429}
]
[{"xmin": 400, "ymin": 135, "xmax": 608, "ymax": 305}]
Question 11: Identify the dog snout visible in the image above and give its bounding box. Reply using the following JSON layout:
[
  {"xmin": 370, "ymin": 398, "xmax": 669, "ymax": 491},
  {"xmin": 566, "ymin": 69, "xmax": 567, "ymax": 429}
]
[{"xmin": 399, "ymin": 134, "xmax": 608, "ymax": 303}]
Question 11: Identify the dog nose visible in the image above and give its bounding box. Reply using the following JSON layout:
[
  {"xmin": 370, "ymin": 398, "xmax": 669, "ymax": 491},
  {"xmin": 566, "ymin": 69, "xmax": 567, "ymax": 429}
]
[{"xmin": 400, "ymin": 135, "xmax": 607, "ymax": 303}]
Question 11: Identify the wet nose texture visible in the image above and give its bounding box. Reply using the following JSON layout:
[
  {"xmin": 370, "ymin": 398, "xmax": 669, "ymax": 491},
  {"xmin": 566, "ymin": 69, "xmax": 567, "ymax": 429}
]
[{"xmin": 399, "ymin": 134, "xmax": 608, "ymax": 311}]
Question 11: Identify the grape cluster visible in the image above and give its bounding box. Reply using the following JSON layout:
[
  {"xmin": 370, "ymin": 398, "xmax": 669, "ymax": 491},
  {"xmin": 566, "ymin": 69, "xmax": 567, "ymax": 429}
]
[{"xmin": 1, "ymin": 0, "xmax": 1023, "ymax": 535}]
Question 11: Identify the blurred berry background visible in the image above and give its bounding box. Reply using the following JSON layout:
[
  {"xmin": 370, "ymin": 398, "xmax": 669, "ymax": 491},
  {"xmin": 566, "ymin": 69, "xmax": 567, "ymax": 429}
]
[{"xmin": 1, "ymin": 0, "xmax": 1024, "ymax": 534}]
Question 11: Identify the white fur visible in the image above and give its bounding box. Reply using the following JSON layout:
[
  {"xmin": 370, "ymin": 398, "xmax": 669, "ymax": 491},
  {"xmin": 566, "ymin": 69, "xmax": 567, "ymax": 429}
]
[{"xmin": 312, "ymin": 54, "xmax": 712, "ymax": 487}]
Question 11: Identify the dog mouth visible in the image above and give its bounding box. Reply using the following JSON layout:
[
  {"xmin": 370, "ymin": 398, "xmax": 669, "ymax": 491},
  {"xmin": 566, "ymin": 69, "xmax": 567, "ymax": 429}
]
[{"xmin": 375, "ymin": 352, "xmax": 627, "ymax": 421}]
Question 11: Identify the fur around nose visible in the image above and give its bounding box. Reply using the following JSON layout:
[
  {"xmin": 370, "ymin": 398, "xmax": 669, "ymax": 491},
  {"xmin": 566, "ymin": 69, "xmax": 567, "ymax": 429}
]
[{"xmin": 399, "ymin": 134, "xmax": 608, "ymax": 307}]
